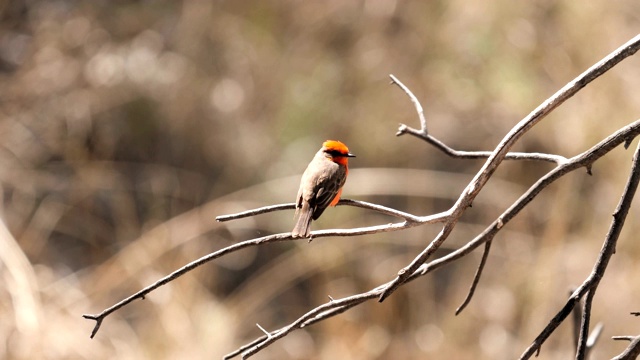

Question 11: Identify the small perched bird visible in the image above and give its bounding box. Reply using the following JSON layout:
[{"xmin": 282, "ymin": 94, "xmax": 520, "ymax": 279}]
[{"xmin": 292, "ymin": 140, "xmax": 355, "ymax": 238}]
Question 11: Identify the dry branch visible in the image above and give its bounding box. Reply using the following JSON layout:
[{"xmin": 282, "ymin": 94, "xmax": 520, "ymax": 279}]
[{"xmin": 520, "ymin": 140, "xmax": 640, "ymax": 359}]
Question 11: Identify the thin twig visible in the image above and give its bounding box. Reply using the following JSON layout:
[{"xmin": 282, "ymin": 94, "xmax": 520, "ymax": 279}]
[
  {"xmin": 455, "ymin": 240, "xmax": 492, "ymax": 315},
  {"xmin": 216, "ymin": 203, "xmax": 295, "ymax": 222},
  {"xmin": 389, "ymin": 74, "xmax": 428, "ymax": 132},
  {"xmin": 614, "ymin": 336, "xmax": 638, "ymax": 341},
  {"xmin": 255, "ymin": 323, "xmax": 270, "ymax": 337}
]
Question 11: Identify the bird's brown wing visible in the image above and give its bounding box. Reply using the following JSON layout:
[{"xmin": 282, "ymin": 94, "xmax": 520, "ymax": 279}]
[{"xmin": 311, "ymin": 168, "xmax": 347, "ymax": 220}]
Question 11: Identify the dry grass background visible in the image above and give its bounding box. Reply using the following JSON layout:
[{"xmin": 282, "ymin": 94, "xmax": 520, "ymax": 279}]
[{"xmin": 1, "ymin": 1, "xmax": 640, "ymax": 359}]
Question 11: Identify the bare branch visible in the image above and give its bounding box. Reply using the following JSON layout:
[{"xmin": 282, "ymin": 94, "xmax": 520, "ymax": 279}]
[
  {"xmin": 378, "ymin": 33, "xmax": 640, "ymax": 303},
  {"xmin": 402, "ymin": 127, "xmax": 567, "ymax": 164},
  {"xmin": 235, "ymin": 286, "xmax": 385, "ymax": 359},
  {"xmin": 392, "ymin": 77, "xmax": 566, "ymax": 165},
  {"xmin": 574, "ymin": 289, "xmax": 604, "ymax": 359},
  {"xmin": 336, "ymin": 199, "xmax": 433, "ymax": 223},
  {"xmin": 390, "ymin": 74, "xmax": 428, "ymax": 132},
  {"xmin": 614, "ymin": 336, "xmax": 638, "ymax": 341},
  {"xmin": 455, "ymin": 240, "xmax": 492, "ymax": 315},
  {"xmin": 418, "ymin": 119, "xmax": 640, "ymax": 278},
  {"xmin": 255, "ymin": 323, "xmax": 270, "ymax": 337},
  {"xmin": 611, "ymin": 313, "xmax": 640, "ymax": 359},
  {"xmin": 520, "ymin": 140, "xmax": 640, "ymax": 359},
  {"xmin": 576, "ymin": 288, "xmax": 597, "ymax": 359},
  {"xmin": 216, "ymin": 203, "xmax": 295, "ymax": 222},
  {"xmin": 568, "ymin": 288, "xmax": 604, "ymax": 357},
  {"xmin": 401, "ymin": 118, "xmax": 640, "ymax": 307},
  {"xmin": 571, "ymin": 288, "xmax": 582, "ymax": 351},
  {"xmin": 612, "ymin": 336, "xmax": 640, "ymax": 360},
  {"xmin": 83, "ymin": 232, "xmax": 294, "ymax": 338},
  {"xmin": 216, "ymin": 198, "xmax": 439, "ymax": 224}
]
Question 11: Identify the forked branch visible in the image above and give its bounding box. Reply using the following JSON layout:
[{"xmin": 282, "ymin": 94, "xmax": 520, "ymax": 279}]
[{"xmin": 377, "ymin": 33, "xmax": 640, "ymax": 303}]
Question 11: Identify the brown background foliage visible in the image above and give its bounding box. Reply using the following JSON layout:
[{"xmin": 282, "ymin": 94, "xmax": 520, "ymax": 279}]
[{"xmin": 1, "ymin": 1, "xmax": 639, "ymax": 359}]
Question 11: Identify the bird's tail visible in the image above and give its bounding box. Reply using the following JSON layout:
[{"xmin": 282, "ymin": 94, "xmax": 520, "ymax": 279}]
[{"xmin": 292, "ymin": 202, "xmax": 313, "ymax": 238}]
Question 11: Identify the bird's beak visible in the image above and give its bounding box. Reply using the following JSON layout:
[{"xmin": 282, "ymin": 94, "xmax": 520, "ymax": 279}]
[{"xmin": 346, "ymin": 153, "xmax": 356, "ymax": 158}]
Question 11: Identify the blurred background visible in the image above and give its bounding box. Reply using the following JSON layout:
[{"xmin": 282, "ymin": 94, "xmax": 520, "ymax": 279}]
[{"xmin": 1, "ymin": 1, "xmax": 640, "ymax": 359}]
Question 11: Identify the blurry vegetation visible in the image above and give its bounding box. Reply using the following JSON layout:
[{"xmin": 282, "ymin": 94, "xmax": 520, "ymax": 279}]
[{"xmin": 1, "ymin": 1, "xmax": 639, "ymax": 359}]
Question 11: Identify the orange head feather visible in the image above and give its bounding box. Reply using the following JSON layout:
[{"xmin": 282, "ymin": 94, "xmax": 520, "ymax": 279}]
[{"xmin": 322, "ymin": 140, "xmax": 355, "ymax": 167}]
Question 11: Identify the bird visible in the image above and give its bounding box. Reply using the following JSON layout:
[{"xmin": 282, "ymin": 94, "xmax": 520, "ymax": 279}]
[{"xmin": 292, "ymin": 140, "xmax": 355, "ymax": 238}]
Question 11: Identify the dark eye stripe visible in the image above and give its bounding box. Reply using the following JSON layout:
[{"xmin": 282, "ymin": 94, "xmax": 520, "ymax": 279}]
[{"xmin": 325, "ymin": 149, "xmax": 346, "ymax": 157}]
